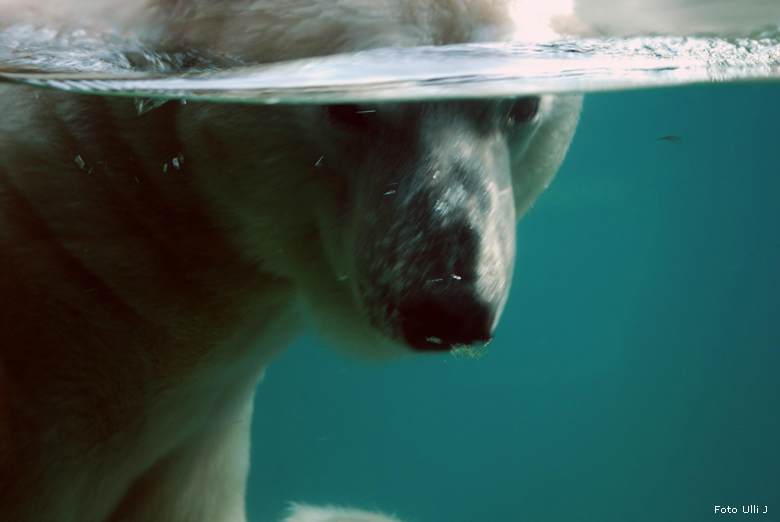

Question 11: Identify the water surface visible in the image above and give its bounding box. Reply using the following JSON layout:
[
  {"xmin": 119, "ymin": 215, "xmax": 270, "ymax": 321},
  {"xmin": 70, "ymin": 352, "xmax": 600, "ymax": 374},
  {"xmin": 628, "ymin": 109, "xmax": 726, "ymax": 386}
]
[{"xmin": 1, "ymin": 24, "xmax": 779, "ymax": 103}]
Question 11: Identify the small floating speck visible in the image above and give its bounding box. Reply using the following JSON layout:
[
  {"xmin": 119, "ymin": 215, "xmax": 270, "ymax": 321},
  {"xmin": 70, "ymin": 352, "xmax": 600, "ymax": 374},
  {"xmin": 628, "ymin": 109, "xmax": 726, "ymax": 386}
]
[
  {"xmin": 315, "ymin": 156, "xmax": 325, "ymax": 167},
  {"xmin": 178, "ymin": 152, "xmax": 185, "ymax": 164},
  {"xmin": 172, "ymin": 158, "xmax": 180, "ymax": 169},
  {"xmin": 134, "ymin": 177, "xmax": 139, "ymax": 184},
  {"xmin": 163, "ymin": 164, "xmax": 168, "ymax": 173},
  {"xmin": 384, "ymin": 190, "xmax": 396, "ymax": 196},
  {"xmin": 426, "ymin": 278, "xmax": 444, "ymax": 283},
  {"xmin": 74, "ymin": 155, "xmax": 86, "ymax": 170},
  {"xmin": 356, "ymin": 109, "xmax": 376, "ymax": 114},
  {"xmin": 426, "ymin": 337, "xmax": 443, "ymax": 345},
  {"xmin": 180, "ymin": 99, "xmax": 187, "ymax": 105},
  {"xmin": 451, "ymin": 274, "xmax": 462, "ymax": 280}
]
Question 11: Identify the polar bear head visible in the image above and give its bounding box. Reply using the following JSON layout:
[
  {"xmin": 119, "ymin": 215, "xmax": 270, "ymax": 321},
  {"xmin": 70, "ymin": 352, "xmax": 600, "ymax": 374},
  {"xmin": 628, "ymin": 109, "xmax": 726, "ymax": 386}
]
[
  {"xmin": 163, "ymin": 1, "xmax": 582, "ymax": 358},
  {"xmin": 179, "ymin": 96, "xmax": 580, "ymax": 359},
  {"xmin": 309, "ymin": 97, "xmax": 581, "ymax": 355}
]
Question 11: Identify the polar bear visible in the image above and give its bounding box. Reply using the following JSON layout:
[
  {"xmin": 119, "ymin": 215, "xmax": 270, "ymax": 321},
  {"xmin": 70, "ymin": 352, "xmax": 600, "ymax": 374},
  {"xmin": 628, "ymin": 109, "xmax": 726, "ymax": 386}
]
[{"xmin": 0, "ymin": 1, "xmax": 582, "ymax": 521}]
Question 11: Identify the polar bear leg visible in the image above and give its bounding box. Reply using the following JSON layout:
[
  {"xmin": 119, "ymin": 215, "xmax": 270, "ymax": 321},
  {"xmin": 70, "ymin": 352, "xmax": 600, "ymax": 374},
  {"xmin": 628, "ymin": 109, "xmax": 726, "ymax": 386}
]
[{"xmin": 283, "ymin": 504, "xmax": 408, "ymax": 522}]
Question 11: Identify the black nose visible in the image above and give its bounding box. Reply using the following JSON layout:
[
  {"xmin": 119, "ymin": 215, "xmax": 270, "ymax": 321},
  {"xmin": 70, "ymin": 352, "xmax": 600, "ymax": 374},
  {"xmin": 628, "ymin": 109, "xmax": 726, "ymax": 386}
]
[{"xmin": 399, "ymin": 294, "xmax": 494, "ymax": 351}]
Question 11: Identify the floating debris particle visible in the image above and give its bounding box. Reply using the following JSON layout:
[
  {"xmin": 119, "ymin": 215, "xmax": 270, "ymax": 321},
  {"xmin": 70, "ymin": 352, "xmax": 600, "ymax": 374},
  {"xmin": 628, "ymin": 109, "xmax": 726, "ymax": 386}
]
[
  {"xmin": 451, "ymin": 274, "xmax": 462, "ymax": 280},
  {"xmin": 74, "ymin": 155, "xmax": 86, "ymax": 170},
  {"xmin": 172, "ymin": 157, "xmax": 180, "ymax": 169},
  {"xmin": 177, "ymin": 152, "xmax": 185, "ymax": 164},
  {"xmin": 426, "ymin": 336, "xmax": 443, "ymax": 345},
  {"xmin": 383, "ymin": 190, "xmax": 396, "ymax": 196},
  {"xmin": 658, "ymin": 135, "xmax": 683, "ymax": 144},
  {"xmin": 162, "ymin": 164, "xmax": 168, "ymax": 173},
  {"xmin": 180, "ymin": 99, "xmax": 187, "ymax": 105},
  {"xmin": 356, "ymin": 109, "xmax": 376, "ymax": 114},
  {"xmin": 426, "ymin": 278, "xmax": 444, "ymax": 283},
  {"xmin": 315, "ymin": 156, "xmax": 325, "ymax": 167}
]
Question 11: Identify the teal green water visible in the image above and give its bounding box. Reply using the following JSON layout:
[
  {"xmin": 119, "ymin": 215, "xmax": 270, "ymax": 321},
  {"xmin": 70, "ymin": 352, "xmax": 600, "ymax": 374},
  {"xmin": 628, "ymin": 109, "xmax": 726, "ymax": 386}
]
[{"xmin": 247, "ymin": 83, "xmax": 780, "ymax": 522}]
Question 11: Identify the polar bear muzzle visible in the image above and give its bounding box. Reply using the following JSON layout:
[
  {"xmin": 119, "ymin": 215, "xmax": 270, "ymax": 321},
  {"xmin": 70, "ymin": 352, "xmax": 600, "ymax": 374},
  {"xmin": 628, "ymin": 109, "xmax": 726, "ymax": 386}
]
[{"xmin": 341, "ymin": 100, "xmax": 521, "ymax": 352}]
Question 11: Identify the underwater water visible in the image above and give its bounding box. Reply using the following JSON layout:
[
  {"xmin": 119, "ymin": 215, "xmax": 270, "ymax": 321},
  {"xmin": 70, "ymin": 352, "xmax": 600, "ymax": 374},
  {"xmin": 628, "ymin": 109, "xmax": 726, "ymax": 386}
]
[
  {"xmin": 1, "ymin": 12, "xmax": 778, "ymax": 522},
  {"xmin": 246, "ymin": 82, "xmax": 780, "ymax": 522}
]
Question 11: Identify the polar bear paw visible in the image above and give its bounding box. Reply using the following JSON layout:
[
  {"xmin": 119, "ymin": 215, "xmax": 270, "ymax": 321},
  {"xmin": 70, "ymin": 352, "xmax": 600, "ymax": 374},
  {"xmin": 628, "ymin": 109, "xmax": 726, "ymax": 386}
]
[{"xmin": 282, "ymin": 503, "xmax": 408, "ymax": 522}]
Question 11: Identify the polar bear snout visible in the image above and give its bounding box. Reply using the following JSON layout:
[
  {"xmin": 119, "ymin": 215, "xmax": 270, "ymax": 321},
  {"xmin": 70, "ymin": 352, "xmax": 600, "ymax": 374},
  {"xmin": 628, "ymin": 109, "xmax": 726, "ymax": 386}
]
[
  {"xmin": 344, "ymin": 109, "xmax": 518, "ymax": 352},
  {"xmin": 399, "ymin": 291, "xmax": 495, "ymax": 351}
]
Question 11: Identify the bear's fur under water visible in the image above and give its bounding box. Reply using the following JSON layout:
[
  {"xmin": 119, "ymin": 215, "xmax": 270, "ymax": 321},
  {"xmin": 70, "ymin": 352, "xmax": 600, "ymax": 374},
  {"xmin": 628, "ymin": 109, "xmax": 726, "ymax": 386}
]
[{"xmin": 0, "ymin": 1, "xmax": 582, "ymax": 520}]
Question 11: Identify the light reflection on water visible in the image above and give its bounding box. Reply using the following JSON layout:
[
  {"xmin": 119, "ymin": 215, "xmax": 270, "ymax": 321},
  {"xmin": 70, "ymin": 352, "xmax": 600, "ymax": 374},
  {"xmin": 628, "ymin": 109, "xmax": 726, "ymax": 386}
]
[{"xmin": 1, "ymin": 24, "xmax": 779, "ymax": 104}]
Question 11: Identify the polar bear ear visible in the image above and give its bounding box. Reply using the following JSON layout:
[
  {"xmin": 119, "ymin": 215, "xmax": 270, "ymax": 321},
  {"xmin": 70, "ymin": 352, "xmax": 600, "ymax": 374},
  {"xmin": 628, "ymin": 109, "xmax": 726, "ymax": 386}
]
[{"xmin": 284, "ymin": 504, "xmax": 409, "ymax": 522}]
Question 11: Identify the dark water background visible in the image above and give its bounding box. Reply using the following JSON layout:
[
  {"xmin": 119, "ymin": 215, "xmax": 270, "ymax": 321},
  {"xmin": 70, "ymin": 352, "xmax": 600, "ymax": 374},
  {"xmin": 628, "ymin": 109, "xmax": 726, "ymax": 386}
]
[{"xmin": 247, "ymin": 83, "xmax": 780, "ymax": 522}]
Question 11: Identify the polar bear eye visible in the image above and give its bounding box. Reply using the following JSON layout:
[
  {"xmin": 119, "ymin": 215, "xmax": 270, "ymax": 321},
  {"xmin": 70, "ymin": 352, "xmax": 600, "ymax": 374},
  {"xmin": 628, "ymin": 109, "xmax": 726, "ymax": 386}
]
[
  {"xmin": 507, "ymin": 97, "xmax": 540, "ymax": 127},
  {"xmin": 326, "ymin": 104, "xmax": 378, "ymax": 129}
]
